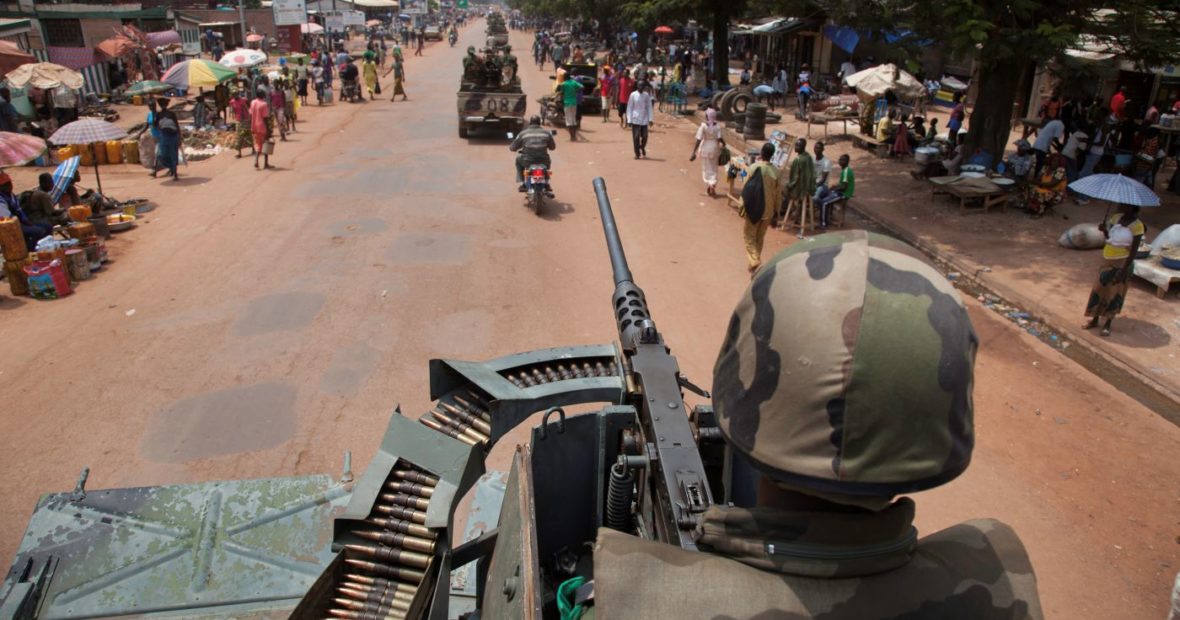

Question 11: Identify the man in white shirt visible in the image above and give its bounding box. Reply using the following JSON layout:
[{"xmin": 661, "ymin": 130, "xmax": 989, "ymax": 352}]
[
  {"xmin": 627, "ymin": 82, "xmax": 654, "ymax": 159},
  {"xmin": 840, "ymin": 58, "xmax": 857, "ymax": 84},
  {"xmin": 1032, "ymin": 117, "xmax": 1064, "ymax": 178},
  {"xmin": 812, "ymin": 141, "xmax": 831, "ymax": 202}
]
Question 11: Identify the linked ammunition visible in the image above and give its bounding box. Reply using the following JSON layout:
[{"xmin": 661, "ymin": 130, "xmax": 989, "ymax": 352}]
[
  {"xmin": 384, "ymin": 481, "xmax": 434, "ymax": 498},
  {"xmin": 370, "ymin": 503, "xmax": 427, "ymax": 523},
  {"xmin": 345, "ymin": 573, "xmax": 420, "ymax": 591},
  {"xmin": 343, "ymin": 558, "xmax": 425, "ymax": 583},
  {"xmin": 365, "ymin": 516, "xmax": 434, "ymax": 539},
  {"xmin": 327, "ymin": 607, "xmax": 404, "ymax": 620},
  {"xmin": 391, "ymin": 469, "xmax": 438, "ymax": 487},
  {"xmin": 542, "ymin": 366, "xmax": 559, "ymax": 382},
  {"xmin": 419, "ymin": 417, "xmax": 478, "ymax": 446},
  {"xmin": 341, "ymin": 581, "xmax": 417, "ymax": 603},
  {"xmin": 452, "ymin": 394, "xmax": 490, "ymax": 417},
  {"xmin": 344, "ymin": 543, "xmax": 430, "ymax": 569},
  {"xmin": 339, "ymin": 584, "xmax": 415, "ymax": 606},
  {"xmin": 354, "ymin": 528, "xmax": 436, "ymax": 553},
  {"xmin": 439, "ymin": 402, "xmax": 492, "ymax": 435},
  {"xmin": 428, "ymin": 410, "xmax": 487, "ymax": 444},
  {"xmin": 334, "ymin": 594, "xmax": 411, "ymax": 613},
  {"xmin": 379, "ymin": 492, "xmax": 431, "ymax": 512}
]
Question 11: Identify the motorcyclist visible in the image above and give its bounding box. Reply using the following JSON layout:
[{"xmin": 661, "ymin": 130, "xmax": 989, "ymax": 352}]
[
  {"xmin": 448, "ymin": 26, "xmax": 458, "ymax": 46},
  {"xmin": 509, "ymin": 115, "xmax": 555, "ymax": 192}
]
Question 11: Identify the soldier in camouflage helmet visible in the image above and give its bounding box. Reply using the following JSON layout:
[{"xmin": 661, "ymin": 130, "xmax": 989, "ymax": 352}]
[
  {"xmin": 462, "ymin": 46, "xmax": 482, "ymax": 83},
  {"xmin": 593, "ymin": 231, "xmax": 1043, "ymax": 619},
  {"xmin": 501, "ymin": 44, "xmax": 518, "ymax": 82}
]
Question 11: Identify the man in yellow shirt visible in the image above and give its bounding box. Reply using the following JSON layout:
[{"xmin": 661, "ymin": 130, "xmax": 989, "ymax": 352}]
[{"xmin": 740, "ymin": 142, "xmax": 782, "ymax": 275}]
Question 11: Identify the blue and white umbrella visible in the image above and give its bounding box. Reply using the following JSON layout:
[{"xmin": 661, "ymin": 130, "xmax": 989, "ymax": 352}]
[
  {"xmin": 1068, "ymin": 173, "xmax": 1160, "ymax": 207},
  {"xmin": 50, "ymin": 155, "xmax": 80, "ymax": 205}
]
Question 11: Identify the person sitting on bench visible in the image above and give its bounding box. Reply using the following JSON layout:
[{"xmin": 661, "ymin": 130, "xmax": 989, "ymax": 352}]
[{"xmin": 816, "ymin": 154, "xmax": 854, "ymax": 228}]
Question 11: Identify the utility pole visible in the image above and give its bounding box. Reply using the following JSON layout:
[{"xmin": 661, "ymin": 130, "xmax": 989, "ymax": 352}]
[{"xmin": 238, "ymin": 0, "xmax": 248, "ymax": 47}]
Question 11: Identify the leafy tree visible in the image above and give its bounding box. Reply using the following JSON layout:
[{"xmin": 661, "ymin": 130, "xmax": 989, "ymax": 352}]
[{"xmin": 811, "ymin": 1, "xmax": 1180, "ymax": 157}]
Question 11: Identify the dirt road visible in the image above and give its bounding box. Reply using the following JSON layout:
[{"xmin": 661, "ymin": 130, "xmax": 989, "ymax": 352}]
[{"xmin": 0, "ymin": 22, "xmax": 1177, "ymax": 617}]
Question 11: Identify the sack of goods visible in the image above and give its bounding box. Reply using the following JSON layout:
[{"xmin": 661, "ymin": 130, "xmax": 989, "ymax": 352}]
[{"xmin": 1058, "ymin": 223, "xmax": 1105, "ymax": 250}]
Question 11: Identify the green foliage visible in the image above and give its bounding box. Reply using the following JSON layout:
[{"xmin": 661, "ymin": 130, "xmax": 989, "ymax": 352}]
[{"xmin": 243, "ymin": 0, "xmax": 262, "ymax": 8}]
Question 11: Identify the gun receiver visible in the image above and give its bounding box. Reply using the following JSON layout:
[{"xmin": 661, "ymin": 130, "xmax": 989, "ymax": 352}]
[{"xmin": 592, "ymin": 177, "xmax": 714, "ymax": 550}]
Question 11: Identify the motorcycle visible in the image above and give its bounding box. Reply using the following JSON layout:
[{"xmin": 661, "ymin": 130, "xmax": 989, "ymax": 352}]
[
  {"xmin": 523, "ymin": 164, "xmax": 553, "ymax": 215},
  {"xmin": 449, "ymin": 30, "xmax": 457, "ymax": 47}
]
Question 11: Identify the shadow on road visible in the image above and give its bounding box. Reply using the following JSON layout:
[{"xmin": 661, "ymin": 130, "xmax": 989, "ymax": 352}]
[
  {"xmin": 1102, "ymin": 317, "xmax": 1173, "ymax": 349},
  {"xmin": 538, "ymin": 200, "xmax": 574, "ymax": 222},
  {"xmin": 167, "ymin": 176, "xmax": 211, "ymax": 186}
]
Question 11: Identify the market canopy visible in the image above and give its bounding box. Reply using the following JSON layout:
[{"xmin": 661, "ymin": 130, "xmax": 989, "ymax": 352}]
[
  {"xmin": 301, "ymin": 22, "xmax": 324, "ymax": 34},
  {"xmin": 96, "ymin": 35, "xmax": 137, "ymax": 59},
  {"xmin": 845, "ymin": 63, "xmax": 925, "ymax": 100},
  {"xmin": 0, "ymin": 41, "xmax": 34, "ymax": 78},
  {"xmin": 146, "ymin": 30, "xmax": 181, "ymax": 48},
  {"xmin": 162, "ymin": 58, "xmax": 237, "ymax": 89},
  {"xmin": 124, "ymin": 80, "xmax": 173, "ymax": 96},
  {"xmin": 4, "ymin": 62, "xmax": 84, "ymax": 90}
]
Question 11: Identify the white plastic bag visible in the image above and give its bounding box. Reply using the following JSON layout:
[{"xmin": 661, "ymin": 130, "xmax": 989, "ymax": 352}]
[{"xmin": 1057, "ymin": 223, "xmax": 1105, "ymax": 250}]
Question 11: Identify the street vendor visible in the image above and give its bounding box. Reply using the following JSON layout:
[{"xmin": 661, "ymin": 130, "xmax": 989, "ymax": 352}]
[
  {"xmin": 0, "ymin": 172, "xmax": 50, "ymax": 250},
  {"xmin": 26, "ymin": 173, "xmax": 63, "ymax": 227}
]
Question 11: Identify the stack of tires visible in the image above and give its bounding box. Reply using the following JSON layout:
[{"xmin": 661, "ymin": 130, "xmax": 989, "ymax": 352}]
[{"xmin": 744, "ymin": 103, "xmax": 767, "ymax": 141}]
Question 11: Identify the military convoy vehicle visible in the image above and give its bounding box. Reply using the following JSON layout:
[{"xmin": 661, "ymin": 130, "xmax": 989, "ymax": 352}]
[
  {"xmin": 457, "ymin": 46, "xmax": 525, "ymax": 138},
  {"xmin": 0, "ymin": 180, "xmax": 727, "ymax": 619}
]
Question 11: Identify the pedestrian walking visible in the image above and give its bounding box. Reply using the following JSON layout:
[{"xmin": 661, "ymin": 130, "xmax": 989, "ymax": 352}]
[
  {"xmin": 295, "ymin": 58, "xmax": 309, "ymax": 105},
  {"xmin": 151, "ymin": 98, "xmax": 181, "ymax": 180},
  {"xmin": 1084, "ymin": 204, "xmax": 1144, "ymax": 336},
  {"xmin": 362, "ymin": 54, "xmax": 379, "ymax": 100},
  {"xmin": 616, "ymin": 71, "xmax": 635, "ymax": 129},
  {"xmin": 600, "ymin": 66, "xmax": 615, "ymax": 123},
  {"xmin": 269, "ymin": 84, "xmax": 288, "ymax": 141},
  {"xmin": 230, "ymin": 89, "xmax": 253, "ymax": 158},
  {"xmin": 415, "ymin": 29, "xmax": 424, "ymax": 56},
  {"xmin": 739, "ymin": 142, "xmax": 781, "ymax": 275},
  {"xmin": 250, "ymin": 90, "xmax": 273, "ymax": 170},
  {"xmin": 627, "ymin": 82, "xmax": 654, "ymax": 158},
  {"xmin": 557, "ymin": 72, "xmax": 584, "ymax": 141},
  {"xmin": 384, "ymin": 58, "xmax": 407, "ymax": 101},
  {"xmin": 782, "ymin": 138, "xmax": 815, "ymax": 231},
  {"xmin": 690, "ymin": 108, "xmax": 724, "ymax": 195}
]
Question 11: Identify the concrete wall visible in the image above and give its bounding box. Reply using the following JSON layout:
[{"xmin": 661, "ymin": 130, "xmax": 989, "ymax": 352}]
[{"xmin": 79, "ymin": 17, "xmax": 121, "ymax": 48}]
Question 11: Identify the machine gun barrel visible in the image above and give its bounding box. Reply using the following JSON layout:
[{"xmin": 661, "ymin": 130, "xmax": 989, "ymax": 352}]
[
  {"xmin": 591, "ymin": 177, "xmax": 713, "ymax": 550},
  {"xmin": 593, "ymin": 177, "xmax": 633, "ymax": 286}
]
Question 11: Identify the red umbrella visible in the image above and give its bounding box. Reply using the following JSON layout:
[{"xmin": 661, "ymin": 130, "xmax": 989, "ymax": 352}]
[{"xmin": 654, "ymin": 26, "xmax": 674, "ymax": 35}]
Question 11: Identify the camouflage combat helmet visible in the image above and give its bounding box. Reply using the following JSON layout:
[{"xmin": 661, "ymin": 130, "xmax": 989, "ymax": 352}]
[{"xmin": 712, "ymin": 231, "xmax": 977, "ymax": 497}]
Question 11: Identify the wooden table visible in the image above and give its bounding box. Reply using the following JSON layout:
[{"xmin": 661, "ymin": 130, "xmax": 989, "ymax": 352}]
[
  {"xmin": 1133, "ymin": 255, "xmax": 1180, "ymax": 298},
  {"xmin": 929, "ymin": 175, "xmax": 1008, "ymax": 213},
  {"xmin": 806, "ymin": 111, "xmax": 858, "ymax": 138}
]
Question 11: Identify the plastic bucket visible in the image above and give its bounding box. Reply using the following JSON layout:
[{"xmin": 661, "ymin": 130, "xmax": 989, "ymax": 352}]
[{"xmin": 87, "ymin": 215, "xmax": 111, "ymax": 240}]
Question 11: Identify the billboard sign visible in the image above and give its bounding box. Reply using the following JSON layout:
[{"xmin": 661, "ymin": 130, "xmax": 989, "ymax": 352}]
[
  {"xmin": 272, "ymin": 0, "xmax": 307, "ymax": 27},
  {"xmin": 403, "ymin": 0, "xmax": 428, "ymax": 15},
  {"xmin": 324, "ymin": 10, "xmax": 364, "ymax": 29}
]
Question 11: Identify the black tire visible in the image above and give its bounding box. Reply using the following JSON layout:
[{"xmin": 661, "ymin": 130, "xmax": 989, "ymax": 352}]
[
  {"xmin": 531, "ymin": 191, "xmax": 543, "ymax": 215},
  {"xmin": 731, "ymin": 92, "xmax": 754, "ymax": 116},
  {"xmin": 719, "ymin": 89, "xmax": 740, "ymax": 120},
  {"xmin": 747, "ymin": 102, "xmax": 768, "ymax": 120},
  {"xmin": 459, "ymin": 124, "xmax": 469, "ymax": 138}
]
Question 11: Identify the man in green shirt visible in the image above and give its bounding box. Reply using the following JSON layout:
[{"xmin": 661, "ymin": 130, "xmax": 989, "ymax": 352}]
[
  {"xmin": 558, "ymin": 75, "xmax": 584, "ymax": 141},
  {"xmin": 782, "ymin": 138, "xmax": 815, "ymax": 233},
  {"xmin": 817, "ymin": 153, "xmax": 854, "ymax": 228}
]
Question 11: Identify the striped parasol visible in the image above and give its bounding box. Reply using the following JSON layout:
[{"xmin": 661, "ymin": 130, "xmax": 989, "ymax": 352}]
[
  {"xmin": 1068, "ymin": 173, "xmax": 1161, "ymax": 207},
  {"xmin": 161, "ymin": 58, "xmax": 237, "ymax": 89},
  {"xmin": 0, "ymin": 131, "xmax": 47, "ymax": 166},
  {"xmin": 49, "ymin": 155, "xmax": 80, "ymax": 204},
  {"xmin": 219, "ymin": 49, "xmax": 267, "ymax": 69},
  {"xmin": 49, "ymin": 119, "xmax": 129, "ymax": 195}
]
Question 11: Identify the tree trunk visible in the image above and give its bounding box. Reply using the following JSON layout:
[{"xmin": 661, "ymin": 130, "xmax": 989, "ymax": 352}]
[
  {"xmin": 711, "ymin": 7, "xmax": 729, "ymax": 87},
  {"xmin": 963, "ymin": 59, "xmax": 1024, "ymax": 159}
]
